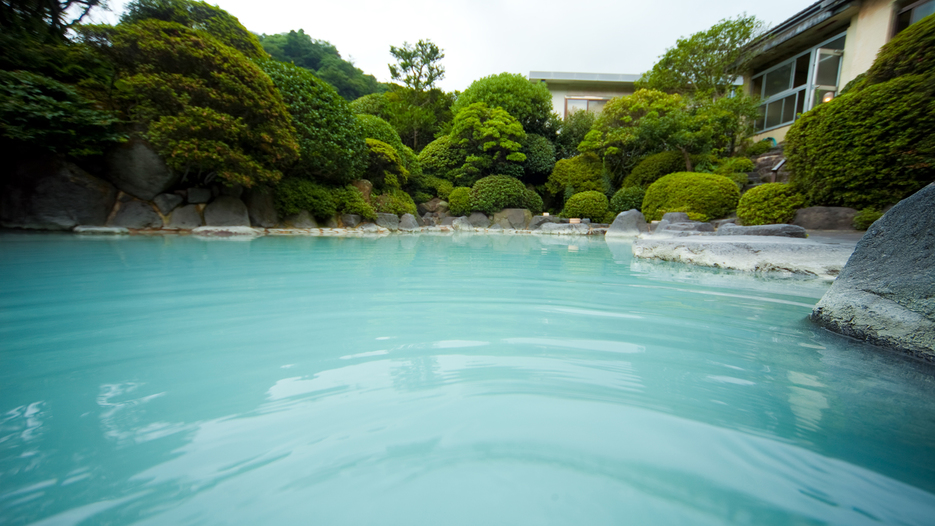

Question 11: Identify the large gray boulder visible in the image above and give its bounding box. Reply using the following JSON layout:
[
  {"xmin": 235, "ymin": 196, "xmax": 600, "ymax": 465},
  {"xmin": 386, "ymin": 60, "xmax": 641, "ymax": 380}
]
[
  {"xmin": 717, "ymin": 223, "xmax": 807, "ymax": 238},
  {"xmin": 492, "ymin": 208, "xmax": 532, "ymax": 229},
  {"xmin": 606, "ymin": 210, "xmax": 648, "ymax": 237},
  {"xmin": 399, "ymin": 213, "xmax": 420, "ymax": 231},
  {"xmin": 103, "ymin": 139, "xmax": 179, "ymax": 200},
  {"xmin": 341, "ymin": 214, "xmax": 361, "ymax": 228},
  {"xmin": 1, "ymin": 160, "xmax": 116, "ymax": 230},
  {"xmin": 535, "ymin": 223, "xmax": 590, "ymax": 235},
  {"xmin": 375, "ymin": 213, "xmax": 399, "ymax": 231},
  {"xmin": 468, "ymin": 212, "xmax": 490, "ymax": 228},
  {"xmin": 658, "ymin": 221, "xmax": 714, "ymax": 233},
  {"xmin": 527, "ymin": 215, "xmax": 558, "ymax": 231},
  {"xmin": 187, "ymin": 187, "xmax": 212, "ymax": 204},
  {"xmin": 793, "ymin": 206, "xmax": 858, "ymax": 230},
  {"xmin": 108, "ymin": 199, "xmax": 163, "ymax": 229},
  {"xmin": 204, "ymin": 196, "xmax": 250, "ymax": 226},
  {"xmin": 243, "ymin": 188, "xmax": 278, "ymax": 227},
  {"xmin": 153, "ymin": 193, "xmax": 183, "ymax": 215},
  {"xmin": 167, "ymin": 205, "xmax": 203, "ymax": 229},
  {"xmin": 284, "ymin": 210, "xmax": 317, "ymax": 228},
  {"xmin": 811, "ymin": 184, "xmax": 935, "ymax": 361}
]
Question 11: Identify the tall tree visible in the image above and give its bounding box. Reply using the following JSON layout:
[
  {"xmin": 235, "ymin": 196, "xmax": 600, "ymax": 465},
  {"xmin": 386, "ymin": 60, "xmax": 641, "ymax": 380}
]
[{"xmin": 388, "ymin": 39, "xmax": 445, "ymax": 91}]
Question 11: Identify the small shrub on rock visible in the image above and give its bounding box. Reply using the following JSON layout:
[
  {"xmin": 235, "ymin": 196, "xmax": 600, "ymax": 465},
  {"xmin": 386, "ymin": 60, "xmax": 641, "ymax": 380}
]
[
  {"xmin": 643, "ymin": 172, "xmax": 740, "ymax": 221},
  {"xmin": 331, "ymin": 185, "xmax": 376, "ymax": 220},
  {"xmin": 610, "ymin": 186, "xmax": 646, "ymax": 214},
  {"xmin": 853, "ymin": 207, "xmax": 884, "ymax": 230},
  {"xmin": 275, "ymin": 178, "xmax": 336, "ymax": 219},
  {"xmin": 448, "ymin": 187, "xmax": 472, "ymax": 216},
  {"xmin": 470, "ymin": 175, "xmax": 528, "ymax": 214},
  {"xmin": 736, "ymin": 183, "xmax": 806, "ymax": 225},
  {"xmin": 562, "ymin": 190, "xmax": 609, "ymax": 222},
  {"xmin": 372, "ymin": 189, "xmax": 417, "ymax": 216},
  {"xmin": 524, "ymin": 188, "xmax": 544, "ymax": 214}
]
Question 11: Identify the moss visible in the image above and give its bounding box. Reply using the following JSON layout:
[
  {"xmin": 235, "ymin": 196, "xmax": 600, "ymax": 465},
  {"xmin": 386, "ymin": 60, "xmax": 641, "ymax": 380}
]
[
  {"xmin": 853, "ymin": 207, "xmax": 884, "ymax": 230},
  {"xmin": 736, "ymin": 183, "xmax": 806, "ymax": 225},
  {"xmin": 561, "ymin": 191, "xmax": 609, "ymax": 222},
  {"xmin": 470, "ymin": 175, "xmax": 528, "ymax": 214},
  {"xmin": 448, "ymin": 187, "xmax": 472, "ymax": 216},
  {"xmin": 610, "ymin": 186, "xmax": 645, "ymax": 214},
  {"xmin": 642, "ymin": 172, "xmax": 740, "ymax": 221}
]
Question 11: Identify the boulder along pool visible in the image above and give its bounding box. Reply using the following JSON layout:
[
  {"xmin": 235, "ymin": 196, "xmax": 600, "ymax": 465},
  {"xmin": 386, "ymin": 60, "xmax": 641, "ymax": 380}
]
[{"xmin": 2, "ymin": 232, "xmax": 934, "ymax": 525}]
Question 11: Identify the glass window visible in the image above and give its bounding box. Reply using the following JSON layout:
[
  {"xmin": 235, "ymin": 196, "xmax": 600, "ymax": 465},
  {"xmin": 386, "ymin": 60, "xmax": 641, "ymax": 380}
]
[
  {"xmin": 896, "ymin": 1, "xmax": 935, "ymax": 33},
  {"xmin": 781, "ymin": 93, "xmax": 797, "ymax": 123},
  {"xmin": 765, "ymin": 100, "xmax": 784, "ymax": 129},
  {"xmin": 587, "ymin": 100, "xmax": 607, "ymax": 113},
  {"xmin": 793, "ymin": 54, "xmax": 810, "ymax": 88},
  {"xmin": 815, "ymin": 51, "xmax": 842, "ymax": 86},
  {"xmin": 764, "ymin": 63, "xmax": 793, "ymax": 98},
  {"xmin": 752, "ymin": 75, "xmax": 763, "ymax": 98},
  {"xmin": 566, "ymin": 99, "xmax": 587, "ymax": 114}
]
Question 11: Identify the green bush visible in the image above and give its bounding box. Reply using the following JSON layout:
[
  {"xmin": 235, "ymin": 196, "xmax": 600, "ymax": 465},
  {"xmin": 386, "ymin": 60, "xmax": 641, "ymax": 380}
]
[
  {"xmin": 524, "ymin": 188, "xmax": 544, "ymax": 214},
  {"xmin": 449, "ymin": 102, "xmax": 526, "ymax": 186},
  {"xmin": 736, "ymin": 183, "xmax": 805, "ymax": 225},
  {"xmin": 356, "ymin": 114, "xmax": 420, "ymax": 176},
  {"xmin": 422, "ymin": 175, "xmax": 453, "ymax": 199},
  {"xmin": 642, "ymin": 172, "xmax": 740, "ymax": 221},
  {"xmin": 862, "ymin": 13, "xmax": 935, "ymax": 86},
  {"xmin": 853, "ymin": 207, "xmax": 884, "ymax": 230},
  {"xmin": 743, "ymin": 139, "xmax": 773, "ymax": 157},
  {"xmin": 610, "ymin": 186, "xmax": 646, "ymax": 214},
  {"xmin": 448, "ymin": 187, "xmax": 472, "ymax": 216},
  {"xmin": 274, "ymin": 178, "xmax": 336, "ymax": 219},
  {"xmin": 363, "ymin": 138, "xmax": 408, "ymax": 189},
  {"xmin": 562, "ymin": 191, "xmax": 608, "ymax": 222},
  {"xmin": 257, "ymin": 59, "xmax": 365, "ymax": 185},
  {"xmin": 331, "ymin": 185, "xmax": 376, "ymax": 220},
  {"xmin": 413, "ymin": 191, "xmax": 433, "ymax": 204},
  {"xmin": 623, "ymin": 151, "xmax": 696, "ymax": 189},
  {"xmin": 545, "ymin": 153, "xmax": 605, "ymax": 196},
  {"xmin": 373, "ymin": 188, "xmax": 417, "ymax": 216},
  {"xmin": 714, "ymin": 156, "xmax": 755, "ymax": 175},
  {"xmin": 522, "ymin": 133, "xmax": 556, "ymax": 182},
  {"xmin": 451, "ymin": 72, "xmax": 554, "ymax": 135},
  {"xmin": 726, "ymin": 173, "xmax": 749, "ymax": 188},
  {"xmin": 418, "ymin": 135, "xmax": 462, "ymax": 179},
  {"xmin": 470, "ymin": 175, "xmax": 528, "ymax": 214},
  {"xmin": 555, "ymin": 109, "xmax": 596, "ymax": 160}
]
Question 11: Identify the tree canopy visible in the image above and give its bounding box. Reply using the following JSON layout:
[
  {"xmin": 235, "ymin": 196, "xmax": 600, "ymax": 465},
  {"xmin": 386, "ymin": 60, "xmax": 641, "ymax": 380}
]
[
  {"xmin": 388, "ymin": 39, "xmax": 445, "ymax": 91},
  {"xmin": 451, "ymin": 72, "xmax": 556, "ymax": 137},
  {"xmin": 449, "ymin": 102, "xmax": 526, "ymax": 185}
]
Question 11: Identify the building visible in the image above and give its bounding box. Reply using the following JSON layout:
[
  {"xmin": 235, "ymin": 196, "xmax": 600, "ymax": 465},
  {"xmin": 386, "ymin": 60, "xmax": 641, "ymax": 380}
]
[
  {"xmin": 744, "ymin": 0, "xmax": 934, "ymax": 143},
  {"xmin": 527, "ymin": 72, "xmax": 639, "ymax": 119}
]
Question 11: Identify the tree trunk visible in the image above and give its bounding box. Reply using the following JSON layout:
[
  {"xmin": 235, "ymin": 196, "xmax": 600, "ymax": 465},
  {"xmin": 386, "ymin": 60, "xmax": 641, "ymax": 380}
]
[{"xmin": 680, "ymin": 148, "xmax": 693, "ymax": 172}]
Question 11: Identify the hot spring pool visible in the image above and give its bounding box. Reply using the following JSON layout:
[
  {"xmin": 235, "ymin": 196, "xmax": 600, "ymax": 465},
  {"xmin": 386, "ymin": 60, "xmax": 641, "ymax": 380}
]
[{"xmin": 1, "ymin": 232, "xmax": 934, "ymax": 525}]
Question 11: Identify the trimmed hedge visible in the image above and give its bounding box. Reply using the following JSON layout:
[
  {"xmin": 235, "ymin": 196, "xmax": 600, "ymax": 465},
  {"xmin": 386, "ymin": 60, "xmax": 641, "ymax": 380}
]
[
  {"xmin": 736, "ymin": 183, "xmax": 806, "ymax": 225},
  {"xmin": 418, "ymin": 135, "xmax": 462, "ymax": 180},
  {"xmin": 373, "ymin": 189, "xmax": 417, "ymax": 216},
  {"xmin": 642, "ymin": 172, "xmax": 740, "ymax": 221},
  {"xmin": 610, "ymin": 186, "xmax": 646, "ymax": 214},
  {"xmin": 524, "ymin": 188, "xmax": 544, "ymax": 214},
  {"xmin": 522, "ymin": 133, "xmax": 557, "ymax": 181},
  {"xmin": 448, "ymin": 187, "xmax": 472, "ymax": 216},
  {"xmin": 562, "ymin": 191, "xmax": 608, "ymax": 222},
  {"xmin": 863, "ymin": 13, "xmax": 935, "ymax": 86},
  {"xmin": 470, "ymin": 175, "xmax": 528, "ymax": 214},
  {"xmin": 274, "ymin": 178, "xmax": 336, "ymax": 219},
  {"xmin": 545, "ymin": 153, "xmax": 605, "ymax": 196},
  {"xmin": 622, "ymin": 151, "xmax": 687, "ymax": 189}
]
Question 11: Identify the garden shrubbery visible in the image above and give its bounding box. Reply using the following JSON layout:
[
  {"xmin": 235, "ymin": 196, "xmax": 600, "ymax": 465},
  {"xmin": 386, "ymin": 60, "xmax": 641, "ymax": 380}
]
[
  {"xmin": 642, "ymin": 172, "xmax": 739, "ymax": 221},
  {"xmin": 470, "ymin": 175, "xmax": 528, "ymax": 214},
  {"xmin": 364, "ymin": 138, "xmax": 408, "ymax": 189},
  {"xmin": 743, "ymin": 140, "xmax": 773, "ymax": 157},
  {"xmin": 275, "ymin": 178, "xmax": 336, "ymax": 219},
  {"xmin": 610, "ymin": 186, "xmax": 645, "ymax": 214},
  {"xmin": 522, "ymin": 133, "xmax": 556, "ymax": 182},
  {"xmin": 418, "ymin": 135, "xmax": 462, "ymax": 180},
  {"xmin": 562, "ymin": 191, "xmax": 608, "ymax": 222},
  {"xmin": 853, "ymin": 207, "xmax": 884, "ymax": 230},
  {"xmin": 447, "ymin": 187, "xmax": 472, "ymax": 215},
  {"xmin": 622, "ymin": 151, "xmax": 687, "ymax": 189},
  {"xmin": 736, "ymin": 183, "xmax": 805, "ymax": 225},
  {"xmin": 524, "ymin": 188, "xmax": 544, "ymax": 214},
  {"xmin": 331, "ymin": 185, "xmax": 376, "ymax": 220},
  {"xmin": 372, "ymin": 188, "xmax": 417, "ymax": 216},
  {"xmin": 545, "ymin": 153, "xmax": 605, "ymax": 196}
]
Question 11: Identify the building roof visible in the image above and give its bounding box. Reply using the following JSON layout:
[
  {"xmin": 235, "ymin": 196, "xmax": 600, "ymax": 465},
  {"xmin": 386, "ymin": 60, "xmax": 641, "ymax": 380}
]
[
  {"xmin": 528, "ymin": 71, "xmax": 640, "ymax": 83},
  {"xmin": 744, "ymin": 0, "xmax": 857, "ymax": 64}
]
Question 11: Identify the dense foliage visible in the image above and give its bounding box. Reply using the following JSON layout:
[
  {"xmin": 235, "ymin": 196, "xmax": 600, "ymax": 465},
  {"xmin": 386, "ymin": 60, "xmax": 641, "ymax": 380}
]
[
  {"xmin": 861, "ymin": 14, "xmax": 934, "ymax": 87},
  {"xmin": 331, "ymin": 184, "xmax": 376, "ymax": 220},
  {"xmin": 524, "ymin": 188, "xmax": 544, "ymax": 214},
  {"xmin": 470, "ymin": 175, "xmax": 529, "ymax": 214},
  {"xmin": 258, "ymin": 59, "xmax": 365, "ymax": 185},
  {"xmin": 120, "ymin": 0, "xmax": 265, "ymax": 59},
  {"xmin": 372, "ymin": 188, "xmax": 417, "ymax": 216},
  {"xmin": 259, "ymin": 29, "xmax": 385, "ymax": 100},
  {"xmin": 743, "ymin": 139, "xmax": 773, "ymax": 157},
  {"xmin": 852, "ymin": 207, "xmax": 884, "ymax": 230},
  {"xmin": 380, "ymin": 86, "xmax": 455, "ymax": 152},
  {"xmin": 452, "ymin": 73, "xmax": 556, "ymax": 136},
  {"xmin": 449, "ymin": 102, "xmax": 526, "ymax": 186},
  {"xmin": 623, "ymin": 151, "xmax": 688, "ymax": 189},
  {"xmin": 274, "ymin": 178, "xmax": 336, "ymax": 219},
  {"xmin": 364, "ymin": 138, "xmax": 408, "ymax": 189},
  {"xmin": 735, "ymin": 183, "xmax": 805, "ymax": 225},
  {"xmin": 610, "ymin": 186, "xmax": 646, "ymax": 214},
  {"xmin": 87, "ymin": 20, "xmax": 299, "ymax": 187},
  {"xmin": 418, "ymin": 135, "xmax": 461, "ymax": 179},
  {"xmin": 545, "ymin": 153, "xmax": 606, "ymax": 196},
  {"xmin": 522, "ymin": 133, "xmax": 557, "ymax": 183},
  {"xmin": 642, "ymin": 172, "xmax": 740, "ymax": 221},
  {"xmin": 447, "ymin": 186, "xmax": 472, "ymax": 216},
  {"xmin": 554, "ymin": 109, "xmax": 596, "ymax": 160},
  {"xmin": 562, "ymin": 191, "xmax": 609, "ymax": 222},
  {"xmin": 355, "ymin": 114, "xmax": 420, "ymax": 177},
  {"xmin": 713, "ymin": 156, "xmax": 755, "ymax": 175}
]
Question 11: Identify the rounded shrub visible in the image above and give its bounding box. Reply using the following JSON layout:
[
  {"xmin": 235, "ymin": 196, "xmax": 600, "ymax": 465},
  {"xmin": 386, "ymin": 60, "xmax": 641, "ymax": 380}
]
[
  {"xmin": 853, "ymin": 207, "xmax": 884, "ymax": 230},
  {"xmin": 373, "ymin": 189, "xmax": 417, "ymax": 216},
  {"xmin": 610, "ymin": 186, "xmax": 646, "ymax": 214},
  {"xmin": 363, "ymin": 138, "xmax": 408, "ymax": 189},
  {"xmin": 562, "ymin": 191, "xmax": 609, "ymax": 222},
  {"xmin": 451, "ymin": 72, "xmax": 553, "ymax": 135},
  {"xmin": 274, "ymin": 178, "xmax": 336, "ymax": 219},
  {"xmin": 744, "ymin": 140, "xmax": 773, "ymax": 157},
  {"xmin": 714, "ymin": 156, "xmax": 755, "ymax": 175},
  {"xmin": 736, "ymin": 183, "xmax": 806, "ymax": 225},
  {"xmin": 448, "ymin": 187, "xmax": 472, "ymax": 216},
  {"xmin": 418, "ymin": 135, "xmax": 462, "ymax": 180},
  {"xmin": 522, "ymin": 133, "xmax": 556, "ymax": 182},
  {"xmin": 623, "ymin": 150, "xmax": 706, "ymax": 189},
  {"xmin": 356, "ymin": 114, "xmax": 420, "ymax": 177},
  {"xmin": 470, "ymin": 175, "xmax": 528, "ymax": 214},
  {"xmin": 524, "ymin": 188, "xmax": 544, "ymax": 214},
  {"xmin": 331, "ymin": 185, "xmax": 376, "ymax": 220},
  {"xmin": 862, "ymin": 13, "xmax": 935, "ymax": 85},
  {"xmin": 642, "ymin": 172, "xmax": 740, "ymax": 221},
  {"xmin": 545, "ymin": 153, "xmax": 605, "ymax": 196}
]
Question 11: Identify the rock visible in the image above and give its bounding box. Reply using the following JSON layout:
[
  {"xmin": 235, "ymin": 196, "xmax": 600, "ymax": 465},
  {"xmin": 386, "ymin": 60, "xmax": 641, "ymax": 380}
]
[
  {"xmin": 167, "ymin": 205, "xmax": 203, "ymax": 229},
  {"xmin": 793, "ymin": 206, "xmax": 858, "ymax": 230},
  {"xmin": 352, "ymin": 179, "xmax": 373, "ymax": 202},
  {"xmin": 73, "ymin": 226, "xmax": 129, "ymax": 235},
  {"xmin": 1, "ymin": 160, "xmax": 116, "ymax": 230},
  {"xmin": 468, "ymin": 212, "xmax": 490, "ymax": 228},
  {"xmin": 606, "ymin": 210, "xmax": 649, "ymax": 237},
  {"xmin": 326, "ymin": 216, "xmax": 339, "ymax": 228},
  {"xmin": 399, "ymin": 213, "xmax": 420, "ymax": 231},
  {"xmin": 284, "ymin": 210, "xmax": 317, "ymax": 228},
  {"xmin": 441, "ymin": 216, "xmax": 457, "ymax": 226},
  {"xmin": 204, "ymin": 196, "xmax": 250, "ymax": 226},
  {"xmin": 108, "ymin": 199, "xmax": 163, "ymax": 229},
  {"xmin": 492, "ymin": 208, "xmax": 532, "ymax": 229},
  {"xmin": 187, "ymin": 188, "xmax": 212, "ymax": 204},
  {"xmin": 488, "ymin": 223, "xmax": 503, "ymax": 230},
  {"xmin": 419, "ymin": 198, "xmax": 442, "ymax": 215},
  {"xmin": 712, "ymin": 218, "xmax": 737, "ymax": 229},
  {"xmin": 452, "ymin": 217, "xmax": 473, "ymax": 231},
  {"xmin": 414, "ymin": 214, "xmax": 426, "ymax": 226},
  {"xmin": 810, "ymin": 184, "xmax": 935, "ymax": 361},
  {"xmin": 103, "ymin": 138, "xmax": 178, "ymax": 200},
  {"xmin": 242, "ymin": 188, "xmax": 278, "ymax": 227},
  {"xmin": 535, "ymin": 223, "xmax": 591, "ymax": 235},
  {"xmin": 358, "ymin": 222, "xmax": 380, "ymax": 233},
  {"xmin": 153, "ymin": 193, "xmax": 184, "ymax": 215},
  {"xmin": 192, "ymin": 226, "xmax": 260, "ymax": 237},
  {"xmin": 716, "ymin": 224, "xmax": 807, "ymax": 238},
  {"xmin": 436, "ymin": 200, "xmax": 449, "ymax": 214},
  {"xmin": 658, "ymin": 221, "xmax": 714, "ymax": 233},
  {"xmin": 527, "ymin": 215, "xmax": 558, "ymax": 231},
  {"xmin": 661, "ymin": 212, "xmax": 690, "ymax": 223},
  {"xmin": 375, "ymin": 213, "xmax": 399, "ymax": 231},
  {"xmin": 218, "ymin": 184, "xmax": 243, "ymax": 198},
  {"xmin": 341, "ymin": 214, "xmax": 361, "ymax": 228},
  {"xmin": 422, "ymin": 213, "xmax": 437, "ymax": 226}
]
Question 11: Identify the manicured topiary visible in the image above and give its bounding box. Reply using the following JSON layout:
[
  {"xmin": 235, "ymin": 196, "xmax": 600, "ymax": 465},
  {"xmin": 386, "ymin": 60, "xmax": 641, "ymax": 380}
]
[
  {"xmin": 545, "ymin": 153, "xmax": 606, "ymax": 196},
  {"xmin": 356, "ymin": 114, "xmax": 420, "ymax": 177},
  {"xmin": 418, "ymin": 135, "xmax": 462, "ymax": 180},
  {"xmin": 373, "ymin": 188, "xmax": 417, "ymax": 216},
  {"xmin": 622, "ymin": 151, "xmax": 686, "ymax": 189},
  {"xmin": 642, "ymin": 172, "xmax": 740, "ymax": 221},
  {"xmin": 274, "ymin": 178, "xmax": 336, "ymax": 219},
  {"xmin": 524, "ymin": 188, "xmax": 544, "ymax": 214},
  {"xmin": 364, "ymin": 138, "xmax": 408, "ymax": 189},
  {"xmin": 562, "ymin": 191, "xmax": 609, "ymax": 222},
  {"xmin": 522, "ymin": 133, "xmax": 556, "ymax": 181},
  {"xmin": 331, "ymin": 185, "xmax": 376, "ymax": 220},
  {"xmin": 862, "ymin": 13, "xmax": 935, "ymax": 86},
  {"xmin": 470, "ymin": 175, "xmax": 528, "ymax": 214},
  {"xmin": 448, "ymin": 186, "xmax": 472, "ymax": 216},
  {"xmin": 258, "ymin": 59, "xmax": 366, "ymax": 185},
  {"xmin": 449, "ymin": 102, "xmax": 526, "ymax": 186},
  {"xmin": 736, "ymin": 183, "xmax": 806, "ymax": 225},
  {"xmin": 853, "ymin": 207, "xmax": 884, "ymax": 230},
  {"xmin": 610, "ymin": 186, "xmax": 646, "ymax": 214},
  {"xmin": 744, "ymin": 139, "xmax": 773, "ymax": 157},
  {"xmin": 451, "ymin": 72, "xmax": 554, "ymax": 135}
]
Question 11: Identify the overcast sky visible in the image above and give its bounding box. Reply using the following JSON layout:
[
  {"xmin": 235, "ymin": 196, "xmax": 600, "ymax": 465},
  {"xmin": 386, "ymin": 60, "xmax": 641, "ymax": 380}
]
[{"xmin": 92, "ymin": 0, "xmax": 816, "ymax": 92}]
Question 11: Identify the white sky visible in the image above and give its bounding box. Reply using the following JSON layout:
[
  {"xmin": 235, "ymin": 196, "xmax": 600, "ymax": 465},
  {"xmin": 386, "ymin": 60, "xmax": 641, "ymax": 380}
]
[{"xmin": 92, "ymin": 0, "xmax": 816, "ymax": 92}]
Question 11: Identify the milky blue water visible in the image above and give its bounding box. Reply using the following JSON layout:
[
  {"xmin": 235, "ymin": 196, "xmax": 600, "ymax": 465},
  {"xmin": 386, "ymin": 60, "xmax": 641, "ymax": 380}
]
[{"xmin": 2, "ymin": 232, "xmax": 935, "ymax": 525}]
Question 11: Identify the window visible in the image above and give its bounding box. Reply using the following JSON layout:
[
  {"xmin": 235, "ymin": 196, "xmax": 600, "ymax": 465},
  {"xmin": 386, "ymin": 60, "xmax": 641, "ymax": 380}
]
[
  {"xmin": 565, "ymin": 98, "xmax": 609, "ymax": 116},
  {"xmin": 750, "ymin": 32, "xmax": 846, "ymax": 133},
  {"xmin": 895, "ymin": 0, "xmax": 935, "ymax": 34}
]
